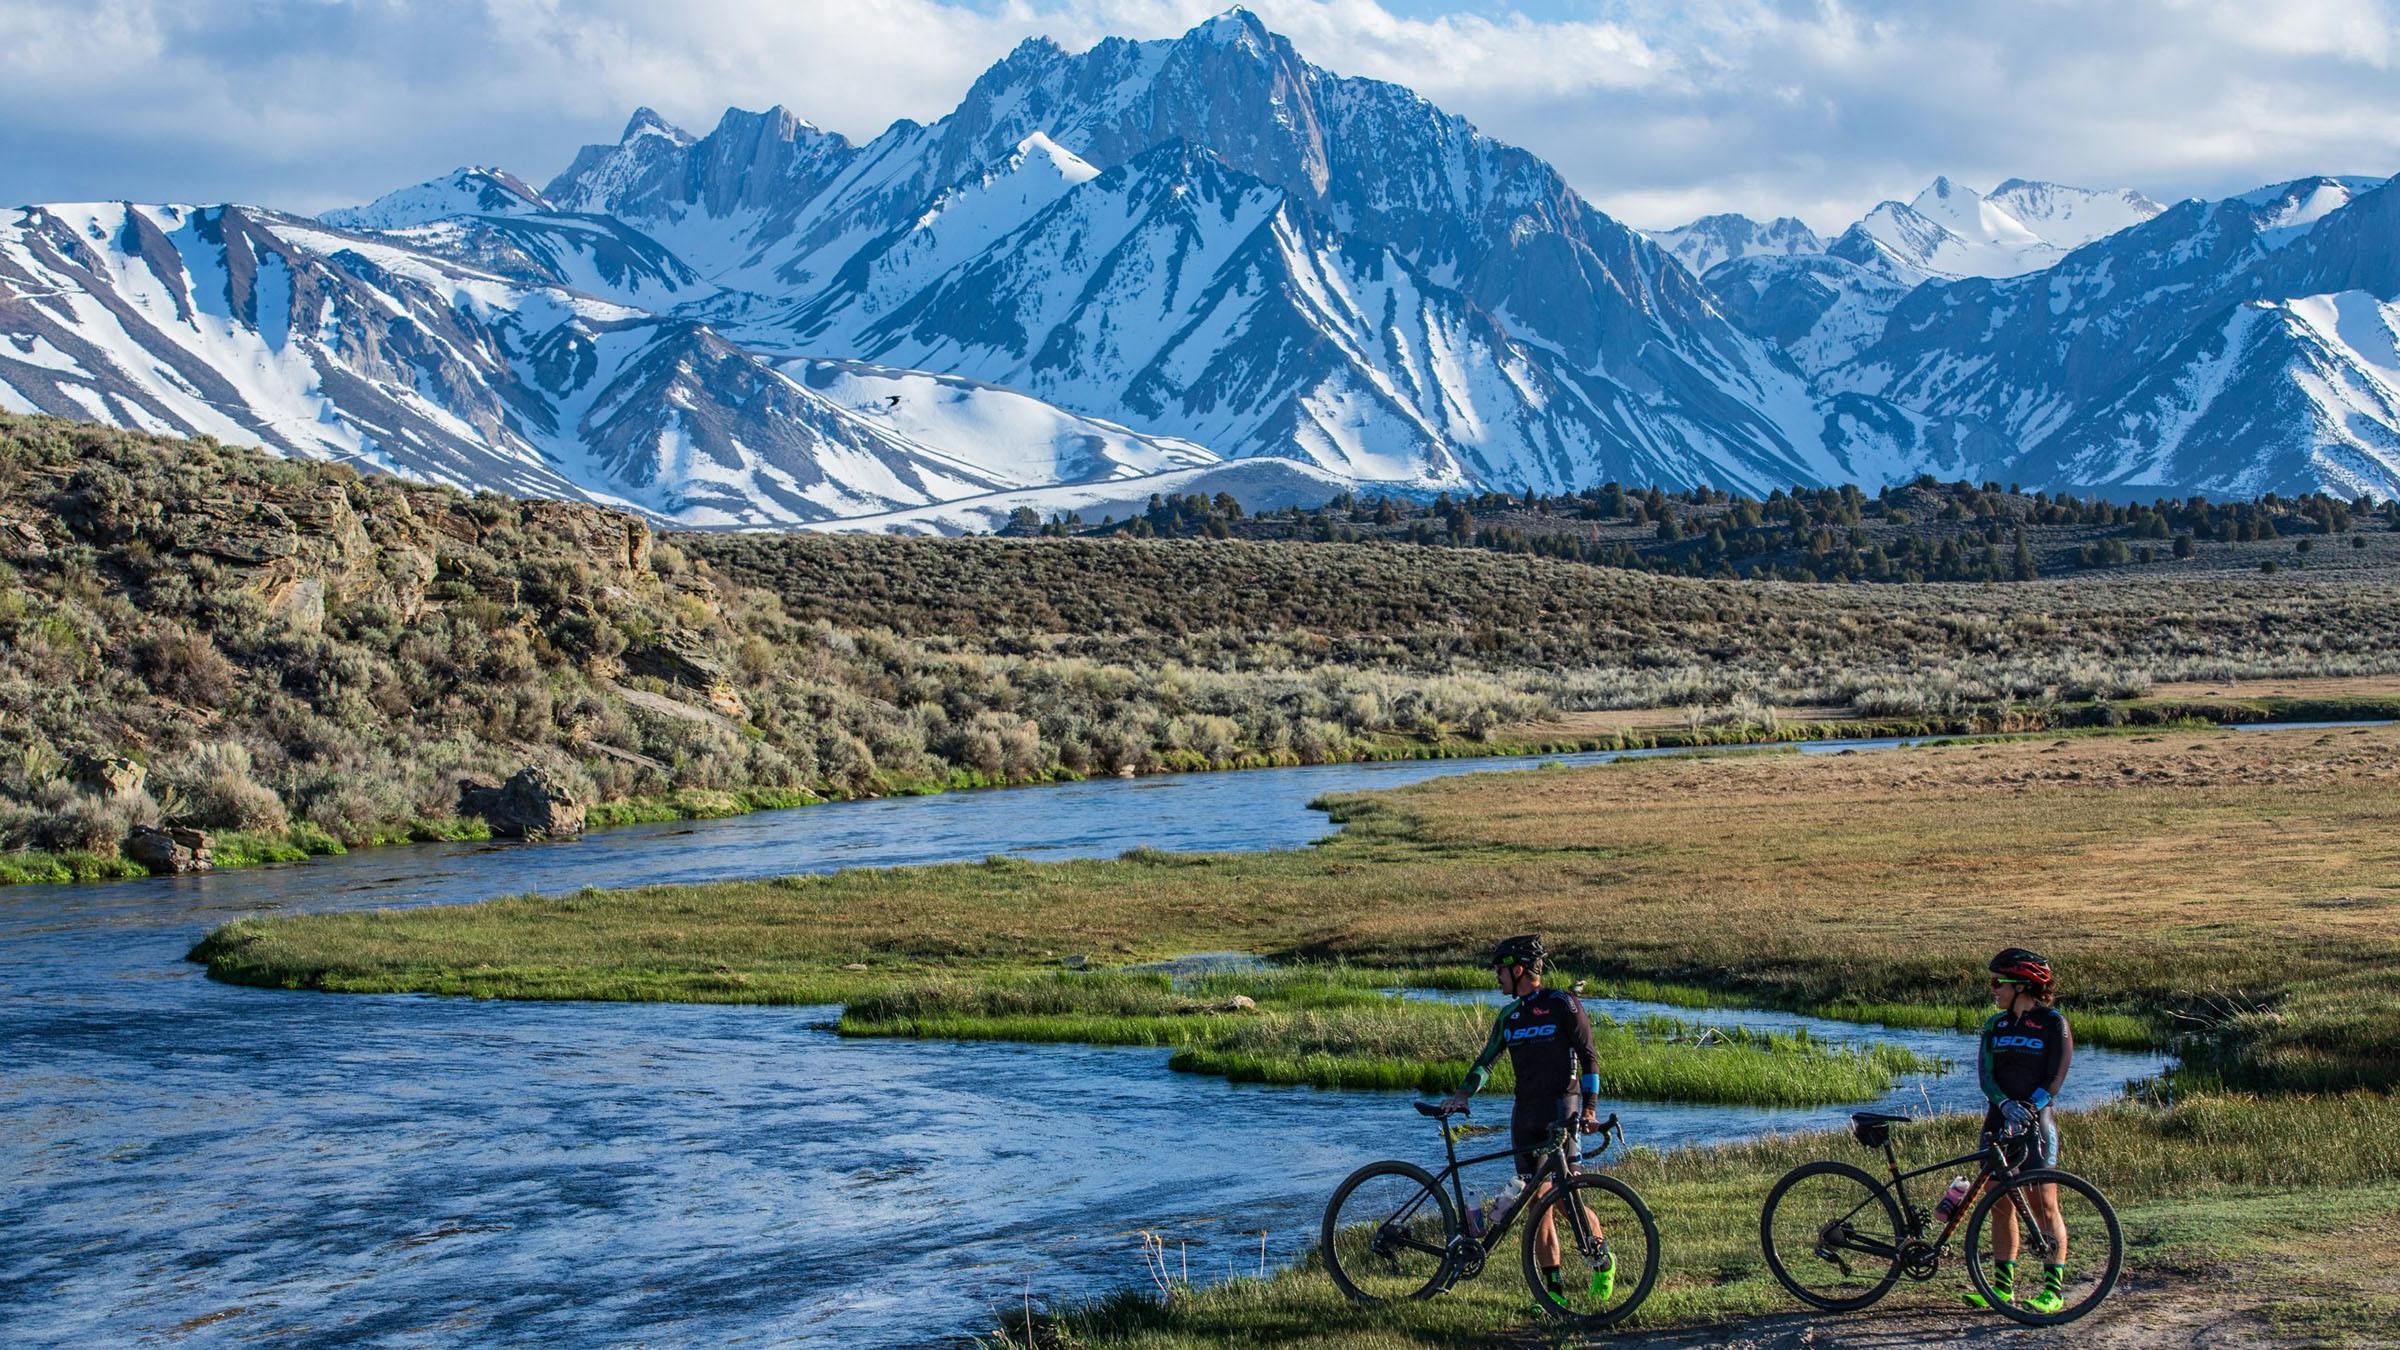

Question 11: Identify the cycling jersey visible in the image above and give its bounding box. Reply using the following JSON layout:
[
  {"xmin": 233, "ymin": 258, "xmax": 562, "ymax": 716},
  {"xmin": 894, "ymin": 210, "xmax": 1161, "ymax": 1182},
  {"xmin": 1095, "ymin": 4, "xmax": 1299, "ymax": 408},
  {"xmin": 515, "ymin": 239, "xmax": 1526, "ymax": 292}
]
[
  {"xmin": 1978, "ymin": 1005, "xmax": 2073, "ymax": 1108},
  {"xmin": 1977, "ymin": 1003, "xmax": 2071, "ymax": 1167},
  {"xmin": 1459, "ymin": 988, "xmax": 1600, "ymax": 1102}
]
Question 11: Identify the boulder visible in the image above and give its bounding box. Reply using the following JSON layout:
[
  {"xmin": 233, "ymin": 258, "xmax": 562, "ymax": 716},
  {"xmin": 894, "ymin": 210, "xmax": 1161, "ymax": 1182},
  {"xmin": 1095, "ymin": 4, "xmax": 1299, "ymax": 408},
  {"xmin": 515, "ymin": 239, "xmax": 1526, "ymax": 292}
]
[
  {"xmin": 263, "ymin": 575, "xmax": 326, "ymax": 632},
  {"xmin": 126, "ymin": 824, "xmax": 212, "ymax": 874},
  {"xmin": 73, "ymin": 754, "xmax": 146, "ymax": 796},
  {"xmin": 458, "ymin": 766, "xmax": 587, "ymax": 841},
  {"xmin": 625, "ymin": 637, "xmax": 748, "ymax": 719}
]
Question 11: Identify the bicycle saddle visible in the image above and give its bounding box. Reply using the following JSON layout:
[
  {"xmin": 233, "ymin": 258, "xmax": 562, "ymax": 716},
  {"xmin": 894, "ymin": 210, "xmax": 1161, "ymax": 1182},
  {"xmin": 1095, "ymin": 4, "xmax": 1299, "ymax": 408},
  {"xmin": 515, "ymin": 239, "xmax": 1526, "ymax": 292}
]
[
  {"xmin": 1414, "ymin": 1101, "xmax": 1465, "ymax": 1117},
  {"xmin": 1850, "ymin": 1111, "xmax": 1912, "ymax": 1126}
]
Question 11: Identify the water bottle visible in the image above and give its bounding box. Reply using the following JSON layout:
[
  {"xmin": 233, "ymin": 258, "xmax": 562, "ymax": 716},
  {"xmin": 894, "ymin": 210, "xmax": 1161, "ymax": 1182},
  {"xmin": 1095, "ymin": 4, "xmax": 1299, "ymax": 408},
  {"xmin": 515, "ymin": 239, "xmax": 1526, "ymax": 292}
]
[
  {"xmin": 1933, "ymin": 1176, "xmax": 1971, "ymax": 1222},
  {"xmin": 1491, "ymin": 1176, "xmax": 1525, "ymax": 1222}
]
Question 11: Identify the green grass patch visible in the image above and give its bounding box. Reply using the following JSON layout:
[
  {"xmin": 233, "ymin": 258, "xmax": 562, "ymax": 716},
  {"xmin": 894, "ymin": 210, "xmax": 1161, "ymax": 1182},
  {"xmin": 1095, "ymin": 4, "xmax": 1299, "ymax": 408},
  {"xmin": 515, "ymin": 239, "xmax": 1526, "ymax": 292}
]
[
  {"xmin": 831, "ymin": 972, "xmax": 1938, "ymax": 1107},
  {"xmin": 0, "ymin": 848, "xmax": 149, "ymax": 884},
  {"xmin": 1012, "ymin": 1091, "xmax": 2400, "ymax": 1346}
]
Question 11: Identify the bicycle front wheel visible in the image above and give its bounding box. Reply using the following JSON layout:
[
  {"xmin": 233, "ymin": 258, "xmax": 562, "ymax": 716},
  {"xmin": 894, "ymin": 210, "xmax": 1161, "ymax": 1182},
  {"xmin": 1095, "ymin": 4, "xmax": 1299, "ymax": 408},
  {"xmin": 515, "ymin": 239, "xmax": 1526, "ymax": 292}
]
[
  {"xmin": 1521, "ymin": 1173, "xmax": 1660, "ymax": 1326},
  {"xmin": 1320, "ymin": 1160, "xmax": 1457, "ymax": 1304},
  {"xmin": 1964, "ymin": 1168, "xmax": 2123, "ymax": 1326},
  {"xmin": 1758, "ymin": 1160, "xmax": 1906, "ymax": 1311}
]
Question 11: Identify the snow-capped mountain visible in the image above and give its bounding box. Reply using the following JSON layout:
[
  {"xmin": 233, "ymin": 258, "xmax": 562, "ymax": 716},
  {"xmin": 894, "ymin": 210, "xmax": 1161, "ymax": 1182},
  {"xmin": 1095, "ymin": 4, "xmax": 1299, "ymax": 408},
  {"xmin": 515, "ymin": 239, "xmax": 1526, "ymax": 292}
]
[
  {"xmin": 1833, "ymin": 173, "xmax": 2400, "ymax": 494},
  {"xmin": 0, "ymin": 202, "xmax": 1212, "ymax": 524},
  {"xmin": 1846, "ymin": 177, "xmax": 2162, "ymax": 282},
  {"xmin": 1698, "ymin": 176, "xmax": 2171, "ymax": 378},
  {"xmin": 1646, "ymin": 215, "xmax": 1825, "ymax": 278},
  {"xmin": 1987, "ymin": 179, "xmax": 2167, "ymax": 249},
  {"xmin": 538, "ymin": 9, "xmax": 1953, "ymax": 495},
  {"xmin": 4, "ymin": 6, "xmax": 2397, "ymax": 521}
]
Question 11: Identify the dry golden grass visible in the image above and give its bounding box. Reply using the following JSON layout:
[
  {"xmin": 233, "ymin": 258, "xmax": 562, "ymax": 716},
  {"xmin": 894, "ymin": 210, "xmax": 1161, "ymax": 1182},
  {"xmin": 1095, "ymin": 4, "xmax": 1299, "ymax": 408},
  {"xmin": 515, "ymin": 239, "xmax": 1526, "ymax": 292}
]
[{"xmin": 198, "ymin": 724, "xmax": 2400, "ymax": 1086}]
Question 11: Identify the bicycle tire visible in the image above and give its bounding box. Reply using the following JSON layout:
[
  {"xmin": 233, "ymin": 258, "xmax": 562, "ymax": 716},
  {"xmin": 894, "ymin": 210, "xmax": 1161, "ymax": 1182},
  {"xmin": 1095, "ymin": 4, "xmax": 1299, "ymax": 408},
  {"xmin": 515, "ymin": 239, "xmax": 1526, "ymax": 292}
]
[
  {"xmin": 1319, "ymin": 1159, "xmax": 1457, "ymax": 1304},
  {"xmin": 1758, "ymin": 1159, "xmax": 1907, "ymax": 1311},
  {"xmin": 1964, "ymin": 1168, "xmax": 2122, "ymax": 1327},
  {"xmin": 1520, "ymin": 1172, "xmax": 1661, "ymax": 1326}
]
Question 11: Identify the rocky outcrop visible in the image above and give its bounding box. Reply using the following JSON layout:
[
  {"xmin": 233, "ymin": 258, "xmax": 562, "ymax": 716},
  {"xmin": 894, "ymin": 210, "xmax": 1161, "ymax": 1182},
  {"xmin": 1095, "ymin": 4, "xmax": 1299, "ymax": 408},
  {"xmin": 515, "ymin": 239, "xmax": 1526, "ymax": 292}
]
[
  {"xmin": 126, "ymin": 825, "xmax": 212, "ymax": 874},
  {"xmin": 73, "ymin": 754, "xmax": 145, "ymax": 796},
  {"xmin": 458, "ymin": 766, "xmax": 587, "ymax": 840},
  {"xmin": 625, "ymin": 637, "xmax": 748, "ymax": 719}
]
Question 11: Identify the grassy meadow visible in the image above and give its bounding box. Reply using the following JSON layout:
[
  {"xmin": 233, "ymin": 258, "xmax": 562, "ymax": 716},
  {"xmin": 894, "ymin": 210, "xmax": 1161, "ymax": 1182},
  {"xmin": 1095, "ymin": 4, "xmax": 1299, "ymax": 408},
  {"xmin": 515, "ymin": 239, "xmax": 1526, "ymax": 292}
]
[{"xmin": 189, "ymin": 722, "xmax": 2400, "ymax": 1341}]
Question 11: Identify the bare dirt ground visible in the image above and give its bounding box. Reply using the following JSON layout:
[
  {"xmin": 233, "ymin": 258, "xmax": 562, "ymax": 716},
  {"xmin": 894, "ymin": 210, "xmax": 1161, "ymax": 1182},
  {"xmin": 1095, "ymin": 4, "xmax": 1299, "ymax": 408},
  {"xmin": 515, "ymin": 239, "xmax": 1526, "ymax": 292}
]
[{"xmin": 1610, "ymin": 1282, "xmax": 2279, "ymax": 1348}]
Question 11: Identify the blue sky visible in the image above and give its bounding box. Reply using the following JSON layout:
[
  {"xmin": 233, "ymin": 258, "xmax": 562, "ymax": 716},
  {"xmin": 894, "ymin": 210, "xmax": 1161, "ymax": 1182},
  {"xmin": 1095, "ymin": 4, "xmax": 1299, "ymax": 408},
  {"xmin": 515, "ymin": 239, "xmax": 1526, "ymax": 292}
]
[{"xmin": 4, "ymin": 1, "xmax": 2396, "ymax": 231}]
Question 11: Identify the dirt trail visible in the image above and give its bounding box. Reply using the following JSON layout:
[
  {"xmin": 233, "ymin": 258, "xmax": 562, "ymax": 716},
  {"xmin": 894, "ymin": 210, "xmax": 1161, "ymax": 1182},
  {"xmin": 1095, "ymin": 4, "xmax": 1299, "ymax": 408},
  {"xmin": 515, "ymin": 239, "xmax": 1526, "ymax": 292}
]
[{"xmin": 1592, "ymin": 1280, "xmax": 2279, "ymax": 1348}]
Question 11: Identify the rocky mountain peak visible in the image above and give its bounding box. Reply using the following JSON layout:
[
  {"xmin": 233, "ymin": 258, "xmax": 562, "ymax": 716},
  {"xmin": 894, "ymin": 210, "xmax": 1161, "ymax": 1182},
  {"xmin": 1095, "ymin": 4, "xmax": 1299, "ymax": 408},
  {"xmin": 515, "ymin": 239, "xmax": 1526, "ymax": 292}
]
[{"xmin": 621, "ymin": 107, "xmax": 692, "ymax": 145}]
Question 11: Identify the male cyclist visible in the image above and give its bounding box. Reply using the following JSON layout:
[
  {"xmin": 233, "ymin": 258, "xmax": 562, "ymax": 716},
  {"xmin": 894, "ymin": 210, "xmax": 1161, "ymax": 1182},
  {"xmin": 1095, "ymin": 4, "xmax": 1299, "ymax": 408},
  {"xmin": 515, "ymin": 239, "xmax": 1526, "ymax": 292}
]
[
  {"xmin": 1436, "ymin": 933, "xmax": 1606, "ymax": 1301},
  {"xmin": 1963, "ymin": 947, "xmax": 2075, "ymax": 1314}
]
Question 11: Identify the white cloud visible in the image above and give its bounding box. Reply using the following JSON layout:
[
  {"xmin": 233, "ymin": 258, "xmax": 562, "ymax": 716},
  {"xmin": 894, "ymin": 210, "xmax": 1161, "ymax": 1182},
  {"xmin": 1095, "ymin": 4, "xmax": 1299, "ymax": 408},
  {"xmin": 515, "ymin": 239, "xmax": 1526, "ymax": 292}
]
[{"xmin": 0, "ymin": 0, "xmax": 2394, "ymax": 234}]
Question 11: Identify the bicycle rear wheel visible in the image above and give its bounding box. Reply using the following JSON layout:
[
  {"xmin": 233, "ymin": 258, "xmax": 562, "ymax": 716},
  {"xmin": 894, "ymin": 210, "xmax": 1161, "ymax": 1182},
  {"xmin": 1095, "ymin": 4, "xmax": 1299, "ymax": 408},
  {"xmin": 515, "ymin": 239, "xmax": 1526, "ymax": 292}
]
[
  {"xmin": 1521, "ymin": 1173, "xmax": 1659, "ymax": 1326},
  {"xmin": 1758, "ymin": 1160, "xmax": 1907, "ymax": 1311},
  {"xmin": 1964, "ymin": 1168, "xmax": 2122, "ymax": 1326},
  {"xmin": 1320, "ymin": 1160, "xmax": 1456, "ymax": 1304}
]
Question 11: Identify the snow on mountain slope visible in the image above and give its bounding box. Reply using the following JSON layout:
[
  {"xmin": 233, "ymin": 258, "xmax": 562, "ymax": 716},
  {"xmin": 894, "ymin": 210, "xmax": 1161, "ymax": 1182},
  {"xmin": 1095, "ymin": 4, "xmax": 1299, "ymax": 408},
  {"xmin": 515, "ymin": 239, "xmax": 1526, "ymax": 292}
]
[
  {"xmin": 1851, "ymin": 180, "xmax": 2057, "ymax": 280},
  {"xmin": 0, "ymin": 202, "xmax": 1105, "ymax": 525},
  {"xmin": 1646, "ymin": 214, "xmax": 1824, "ymax": 277},
  {"xmin": 807, "ymin": 457, "xmax": 1354, "ymax": 535},
  {"xmin": 538, "ymin": 8, "xmax": 1931, "ymax": 497},
  {"xmin": 1700, "ymin": 177, "xmax": 2167, "ymax": 380},
  {"xmin": 1704, "ymin": 251, "xmax": 1914, "ymax": 376},
  {"xmin": 1986, "ymin": 179, "xmax": 2165, "ymax": 248},
  {"xmin": 321, "ymin": 167, "xmax": 551, "ymax": 230},
  {"xmin": 374, "ymin": 213, "xmax": 710, "ymax": 309},
  {"xmin": 1827, "ymin": 172, "xmax": 2400, "ymax": 497},
  {"xmin": 1839, "ymin": 177, "xmax": 2166, "ymax": 283},
  {"xmin": 13, "ymin": 6, "xmax": 2396, "ymax": 514},
  {"xmin": 785, "ymin": 358, "xmax": 1219, "ymax": 486},
  {"xmin": 1835, "ymin": 174, "xmax": 2400, "ymax": 438},
  {"xmin": 2014, "ymin": 292, "xmax": 2400, "ymax": 496},
  {"xmin": 771, "ymin": 140, "xmax": 1882, "ymax": 494}
]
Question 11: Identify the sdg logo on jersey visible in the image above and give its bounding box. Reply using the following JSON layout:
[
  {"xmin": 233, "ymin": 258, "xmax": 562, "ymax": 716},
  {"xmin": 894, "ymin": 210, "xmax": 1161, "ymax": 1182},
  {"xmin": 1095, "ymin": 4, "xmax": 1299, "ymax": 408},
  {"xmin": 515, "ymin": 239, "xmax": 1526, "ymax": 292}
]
[{"xmin": 1507, "ymin": 1024, "xmax": 1558, "ymax": 1042}]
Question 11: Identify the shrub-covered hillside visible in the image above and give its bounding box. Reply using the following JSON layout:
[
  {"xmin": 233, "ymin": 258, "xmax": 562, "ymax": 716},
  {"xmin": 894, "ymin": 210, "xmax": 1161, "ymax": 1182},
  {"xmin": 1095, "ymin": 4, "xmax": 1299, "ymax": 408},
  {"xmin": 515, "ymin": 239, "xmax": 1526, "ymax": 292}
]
[
  {"xmin": 9, "ymin": 412, "xmax": 2400, "ymax": 882},
  {"xmin": 0, "ymin": 416, "xmax": 1542, "ymax": 880}
]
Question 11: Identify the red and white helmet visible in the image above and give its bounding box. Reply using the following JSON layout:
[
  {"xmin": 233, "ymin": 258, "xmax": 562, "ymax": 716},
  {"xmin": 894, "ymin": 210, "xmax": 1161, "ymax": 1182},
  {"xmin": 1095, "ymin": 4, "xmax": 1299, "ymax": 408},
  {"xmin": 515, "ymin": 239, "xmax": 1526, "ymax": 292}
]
[{"xmin": 1988, "ymin": 947, "xmax": 2053, "ymax": 986}]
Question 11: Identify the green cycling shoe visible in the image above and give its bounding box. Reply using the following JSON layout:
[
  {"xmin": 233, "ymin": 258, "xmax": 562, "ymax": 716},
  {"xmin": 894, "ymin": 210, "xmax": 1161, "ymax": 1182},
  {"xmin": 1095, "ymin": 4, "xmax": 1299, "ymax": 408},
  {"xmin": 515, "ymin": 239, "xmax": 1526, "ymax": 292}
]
[
  {"xmin": 1960, "ymin": 1260, "xmax": 2015, "ymax": 1309},
  {"xmin": 1588, "ymin": 1247, "xmax": 1616, "ymax": 1303},
  {"xmin": 1539, "ymin": 1247, "xmax": 1614, "ymax": 1309},
  {"xmin": 2023, "ymin": 1266, "xmax": 2069, "ymax": 1315}
]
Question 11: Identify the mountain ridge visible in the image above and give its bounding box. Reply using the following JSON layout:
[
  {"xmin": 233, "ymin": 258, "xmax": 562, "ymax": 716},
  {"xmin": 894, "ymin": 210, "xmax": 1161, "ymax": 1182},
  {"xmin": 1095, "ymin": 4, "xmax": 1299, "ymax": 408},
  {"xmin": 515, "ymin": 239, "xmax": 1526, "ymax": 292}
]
[{"xmin": 6, "ymin": 6, "xmax": 2398, "ymax": 523}]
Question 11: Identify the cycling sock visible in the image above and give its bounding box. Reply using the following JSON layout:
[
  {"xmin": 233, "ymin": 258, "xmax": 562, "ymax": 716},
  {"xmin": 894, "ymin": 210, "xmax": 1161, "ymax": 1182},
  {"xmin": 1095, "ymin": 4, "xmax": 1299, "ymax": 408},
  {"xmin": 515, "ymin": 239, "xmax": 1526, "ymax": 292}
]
[
  {"xmin": 1992, "ymin": 1259, "xmax": 2017, "ymax": 1295},
  {"xmin": 2042, "ymin": 1263, "xmax": 2066, "ymax": 1292},
  {"xmin": 1542, "ymin": 1265, "xmax": 1564, "ymax": 1291}
]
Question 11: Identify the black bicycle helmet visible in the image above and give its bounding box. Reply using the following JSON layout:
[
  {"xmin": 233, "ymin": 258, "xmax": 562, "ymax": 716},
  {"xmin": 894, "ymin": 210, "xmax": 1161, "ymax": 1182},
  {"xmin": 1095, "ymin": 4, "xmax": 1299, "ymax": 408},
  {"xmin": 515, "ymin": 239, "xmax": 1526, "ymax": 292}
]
[
  {"xmin": 1988, "ymin": 947, "xmax": 2054, "ymax": 986},
  {"xmin": 1491, "ymin": 933, "xmax": 1547, "ymax": 972}
]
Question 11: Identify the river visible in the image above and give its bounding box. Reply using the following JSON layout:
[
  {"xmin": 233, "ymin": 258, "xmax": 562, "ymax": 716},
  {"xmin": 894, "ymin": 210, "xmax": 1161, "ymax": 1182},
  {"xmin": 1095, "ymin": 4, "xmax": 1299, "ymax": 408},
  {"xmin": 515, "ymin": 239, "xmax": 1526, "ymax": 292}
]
[{"xmin": 0, "ymin": 736, "xmax": 2179, "ymax": 1346}]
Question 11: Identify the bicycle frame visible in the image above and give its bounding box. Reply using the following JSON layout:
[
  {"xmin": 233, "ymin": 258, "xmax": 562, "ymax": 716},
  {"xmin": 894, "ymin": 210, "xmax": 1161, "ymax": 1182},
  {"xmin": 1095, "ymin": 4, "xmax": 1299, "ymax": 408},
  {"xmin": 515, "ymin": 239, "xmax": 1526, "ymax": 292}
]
[
  {"xmin": 1418, "ymin": 1112, "xmax": 1621, "ymax": 1259},
  {"xmin": 1830, "ymin": 1131, "xmax": 2040, "ymax": 1267}
]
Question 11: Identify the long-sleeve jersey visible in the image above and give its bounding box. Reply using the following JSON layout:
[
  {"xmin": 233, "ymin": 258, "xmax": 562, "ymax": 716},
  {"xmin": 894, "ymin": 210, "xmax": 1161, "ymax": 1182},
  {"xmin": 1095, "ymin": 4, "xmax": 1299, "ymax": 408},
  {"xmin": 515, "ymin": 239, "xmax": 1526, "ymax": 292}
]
[
  {"xmin": 1459, "ymin": 987, "xmax": 1600, "ymax": 1101},
  {"xmin": 1978, "ymin": 1005, "xmax": 2073, "ymax": 1107}
]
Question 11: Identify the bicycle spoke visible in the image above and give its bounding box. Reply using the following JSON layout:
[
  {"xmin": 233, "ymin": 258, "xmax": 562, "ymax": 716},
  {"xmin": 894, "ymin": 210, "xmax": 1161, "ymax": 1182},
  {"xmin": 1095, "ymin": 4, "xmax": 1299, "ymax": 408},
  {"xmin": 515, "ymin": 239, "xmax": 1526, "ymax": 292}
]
[
  {"xmin": 1762, "ymin": 1164, "xmax": 1903, "ymax": 1309},
  {"xmin": 1967, "ymin": 1171, "xmax": 2124, "ymax": 1325},
  {"xmin": 1322, "ymin": 1165, "xmax": 1453, "ymax": 1303},
  {"xmin": 1527, "ymin": 1177, "xmax": 1656, "ymax": 1325}
]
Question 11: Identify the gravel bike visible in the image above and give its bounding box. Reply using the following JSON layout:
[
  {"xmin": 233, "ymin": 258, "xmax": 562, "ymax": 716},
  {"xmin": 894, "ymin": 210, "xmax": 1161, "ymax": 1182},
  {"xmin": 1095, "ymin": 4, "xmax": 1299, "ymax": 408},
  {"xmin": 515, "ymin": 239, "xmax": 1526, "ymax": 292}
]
[
  {"xmin": 1320, "ymin": 1101, "xmax": 1659, "ymax": 1326},
  {"xmin": 1759, "ymin": 1109, "xmax": 2122, "ymax": 1326}
]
